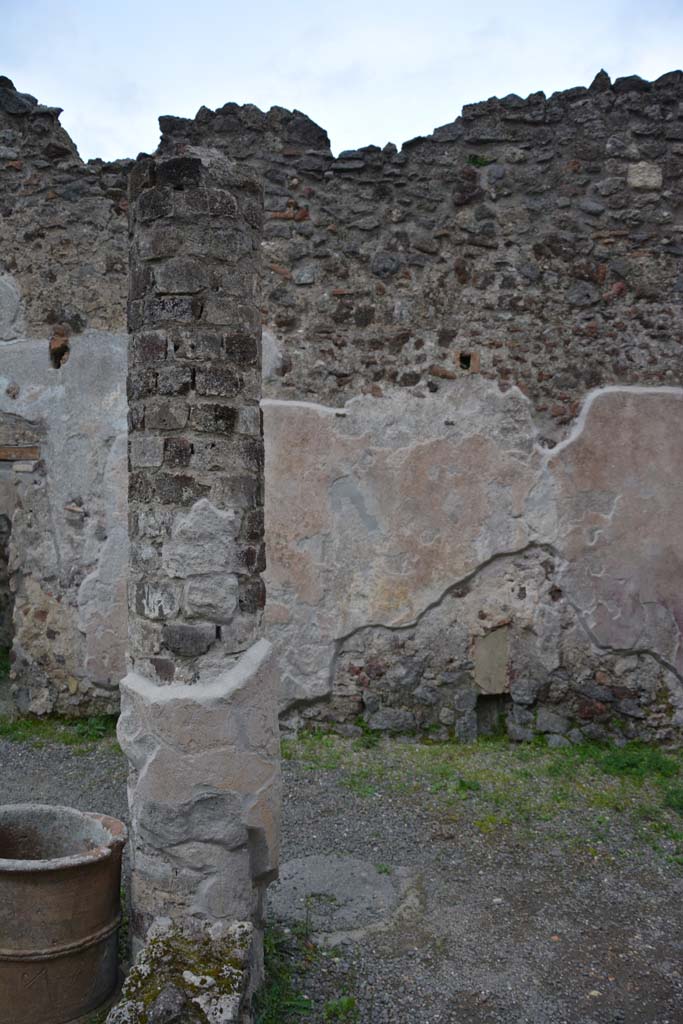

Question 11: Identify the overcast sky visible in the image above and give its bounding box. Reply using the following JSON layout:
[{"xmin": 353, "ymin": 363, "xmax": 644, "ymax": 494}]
[{"xmin": 3, "ymin": 0, "xmax": 682, "ymax": 162}]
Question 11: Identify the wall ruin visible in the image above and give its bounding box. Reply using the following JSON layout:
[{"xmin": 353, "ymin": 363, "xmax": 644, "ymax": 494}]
[
  {"xmin": 0, "ymin": 77, "xmax": 128, "ymax": 714},
  {"xmin": 1, "ymin": 69, "xmax": 682, "ymax": 743}
]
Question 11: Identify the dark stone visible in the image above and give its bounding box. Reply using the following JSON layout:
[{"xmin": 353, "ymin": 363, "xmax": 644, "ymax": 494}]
[
  {"xmin": 147, "ymin": 984, "xmax": 189, "ymax": 1023},
  {"xmin": 189, "ymin": 404, "xmax": 239, "ymax": 434},
  {"xmin": 370, "ymin": 251, "xmax": 401, "ymax": 278},
  {"xmin": 143, "ymin": 295, "xmax": 200, "ymax": 325},
  {"xmin": 163, "ymin": 437, "xmax": 193, "ymax": 467},
  {"xmin": 129, "ymin": 472, "xmax": 210, "ymax": 507},
  {"xmin": 239, "ymin": 575, "xmax": 266, "ymax": 614},
  {"xmin": 567, "ymin": 281, "xmax": 600, "ymax": 307},
  {"xmin": 162, "ymin": 623, "xmax": 216, "ymax": 657},
  {"xmin": 195, "ymin": 366, "xmax": 242, "ymax": 397},
  {"xmin": 137, "ymin": 187, "xmax": 173, "ymax": 222},
  {"xmin": 157, "ymin": 157, "xmax": 203, "ymax": 189}
]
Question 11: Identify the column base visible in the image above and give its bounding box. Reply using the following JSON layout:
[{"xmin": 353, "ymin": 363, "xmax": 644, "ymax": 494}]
[{"xmin": 118, "ymin": 638, "xmax": 281, "ymax": 952}]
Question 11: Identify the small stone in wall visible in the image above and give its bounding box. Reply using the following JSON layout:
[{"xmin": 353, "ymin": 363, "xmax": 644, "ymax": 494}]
[
  {"xmin": 293, "ymin": 264, "xmax": 317, "ymax": 285},
  {"xmin": 184, "ymin": 574, "xmax": 239, "ymax": 622},
  {"xmin": 0, "ymin": 273, "xmax": 23, "ymax": 342},
  {"xmin": 627, "ymin": 162, "xmax": 663, "ymax": 190}
]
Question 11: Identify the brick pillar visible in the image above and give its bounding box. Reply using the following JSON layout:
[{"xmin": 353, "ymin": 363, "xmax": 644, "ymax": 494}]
[{"xmin": 119, "ymin": 148, "xmax": 280, "ymax": 956}]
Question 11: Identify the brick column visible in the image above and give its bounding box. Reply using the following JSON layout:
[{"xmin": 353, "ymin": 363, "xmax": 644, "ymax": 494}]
[{"xmin": 118, "ymin": 148, "xmax": 280, "ymax": 956}]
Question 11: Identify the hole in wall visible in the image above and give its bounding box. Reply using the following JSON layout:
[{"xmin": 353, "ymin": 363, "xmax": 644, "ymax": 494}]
[
  {"xmin": 49, "ymin": 325, "xmax": 70, "ymax": 369},
  {"xmin": 476, "ymin": 693, "xmax": 510, "ymax": 736},
  {"xmin": 459, "ymin": 352, "xmax": 472, "ymax": 370}
]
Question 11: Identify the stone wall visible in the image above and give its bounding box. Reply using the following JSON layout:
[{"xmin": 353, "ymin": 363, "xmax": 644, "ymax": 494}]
[
  {"xmin": 2, "ymin": 69, "xmax": 683, "ymax": 743},
  {"xmin": 0, "ymin": 77, "xmax": 128, "ymax": 714},
  {"xmin": 0, "ymin": 339, "xmax": 127, "ymax": 714},
  {"xmin": 159, "ymin": 69, "xmax": 683, "ymax": 440},
  {"xmin": 264, "ymin": 382, "xmax": 683, "ymax": 744}
]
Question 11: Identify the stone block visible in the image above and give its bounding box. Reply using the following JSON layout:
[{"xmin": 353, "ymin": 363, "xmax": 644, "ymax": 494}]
[
  {"xmin": 185, "ymin": 574, "xmax": 239, "ymax": 622},
  {"xmin": 162, "ymin": 499, "xmax": 240, "ymax": 578},
  {"xmin": 137, "ymin": 187, "xmax": 173, "ymax": 222},
  {"xmin": 546, "ymin": 734, "xmax": 571, "ymax": 749},
  {"xmin": 162, "ymin": 622, "xmax": 216, "ymax": 657},
  {"xmin": 366, "ymin": 707, "xmax": 415, "ymax": 732},
  {"xmin": 130, "ymin": 434, "xmax": 164, "ymax": 468},
  {"xmin": 143, "ymin": 295, "xmax": 199, "ymax": 325},
  {"xmin": 189, "ymin": 403, "xmax": 238, "ymax": 434},
  {"xmin": 473, "ymin": 626, "xmax": 509, "ymax": 694},
  {"xmin": 195, "ymin": 365, "xmax": 242, "ymax": 397},
  {"xmin": 154, "ymin": 257, "xmax": 208, "ymax": 295},
  {"xmin": 135, "ymin": 581, "xmax": 181, "ymax": 621},
  {"xmin": 627, "ymin": 161, "xmax": 663, "ymax": 189},
  {"xmin": 536, "ymin": 708, "xmax": 570, "ymax": 734},
  {"xmin": 143, "ymin": 398, "xmax": 189, "ymax": 430}
]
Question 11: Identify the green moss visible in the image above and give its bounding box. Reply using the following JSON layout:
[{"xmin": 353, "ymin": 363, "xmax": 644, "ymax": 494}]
[
  {"xmin": 118, "ymin": 923, "xmax": 252, "ymax": 1023},
  {"xmin": 468, "ymin": 153, "xmax": 495, "ymax": 167}
]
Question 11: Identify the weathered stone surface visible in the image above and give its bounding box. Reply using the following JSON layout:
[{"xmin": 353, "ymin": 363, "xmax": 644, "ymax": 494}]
[
  {"xmin": 162, "ymin": 501, "xmax": 240, "ymax": 579},
  {"xmin": 627, "ymin": 161, "xmax": 663, "ymax": 190},
  {"xmin": 269, "ymin": 855, "xmax": 420, "ymax": 945},
  {"xmin": 127, "ymin": 146, "xmax": 265, "ymax": 687},
  {"xmin": 264, "ymin": 378, "xmax": 541, "ymax": 710},
  {"xmin": 0, "ymin": 332, "xmax": 127, "ymax": 714},
  {"xmin": 0, "ymin": 512, "xmax": 11, "ymax": 651},
  {"xmin": 106, "ymin": 917, "xmax": 255, "ymax": 1024},
  {"xmin": 0, "ymin": 79, "xmax": 127, "ymax": 337},
  {"xmin": 184, "ymin": 574, "xmax": 239, "ymax": 622},
  {"xmin": 119, "ymin": 640, "xmax": 280, "ymax": 944},
  {"xmin": 265, "ymin": 381, "xmax": 683, "ymax": 742},
  {"xmin": 547, "ymin": 387, "xmax": 683, "ymax": 683}
]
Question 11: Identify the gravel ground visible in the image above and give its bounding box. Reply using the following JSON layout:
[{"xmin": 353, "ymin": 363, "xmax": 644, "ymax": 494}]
[{"xmin": 1, "ymin": 732, "xmax": 682, "ymax": 1024}]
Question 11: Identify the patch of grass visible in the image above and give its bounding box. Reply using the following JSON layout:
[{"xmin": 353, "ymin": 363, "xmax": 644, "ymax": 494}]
[
  {"xmin": 474, "ymin": 812, "xmax": 512, "ymax": 834},
  {"xmin": 663, "ymin": 783, "xmax": 683, "ymax": 816},
  {"xmin": 254, "ymin": 926, "xmax": 313, "ymax": 1024},
  {"xmin": 0, "ymin": 713, "xmax": 118, "ymax": 749},
  {"xmin": 282, "ymin": 731, "xmax": 683, "ymax": 864},
  {"xmin": 352, "ymin": 717, "xmax": 381, "ymax": 750},
  {"xmin": 376, "ymin": 863, "xmax": 391, "ymax": 875},
  {"xmin": 589, "ymin": 742, "xmax": 677, "ymax": 780},
  {"xmin": 323, "ymin": 995, "xmax": 359, "ymax": 1022},
  {"xmin": 343, "ymin": 766, "xmax": 377, "ymax": 797},
  {"xmin": 284, "ymin": 729, "xmax": 343, "ymax": 771}
]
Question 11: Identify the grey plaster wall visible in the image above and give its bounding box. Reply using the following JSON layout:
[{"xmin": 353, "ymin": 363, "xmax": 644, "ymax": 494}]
[{"xmin": 0, "ymin": 331, "xmax": 127, "ymax": 713}]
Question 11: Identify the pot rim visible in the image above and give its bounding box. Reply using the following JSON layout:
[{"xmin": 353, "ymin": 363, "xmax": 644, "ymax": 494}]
[{"xmin": 0, "ymin": 803, "xmax": 127, "ymax": 873}]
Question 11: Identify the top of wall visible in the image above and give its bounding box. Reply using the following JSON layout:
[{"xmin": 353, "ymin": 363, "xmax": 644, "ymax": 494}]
[
  {"xmin": 3, "ymin": 69, "xmax": 683, "ymax": 437},
  {"xmin": 0, "ymin": 77, "xmax": 128, "ymax": 339},
  {"xmin": 157, "ymin": 69, "xmax": 683, "ymax": 434}
]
